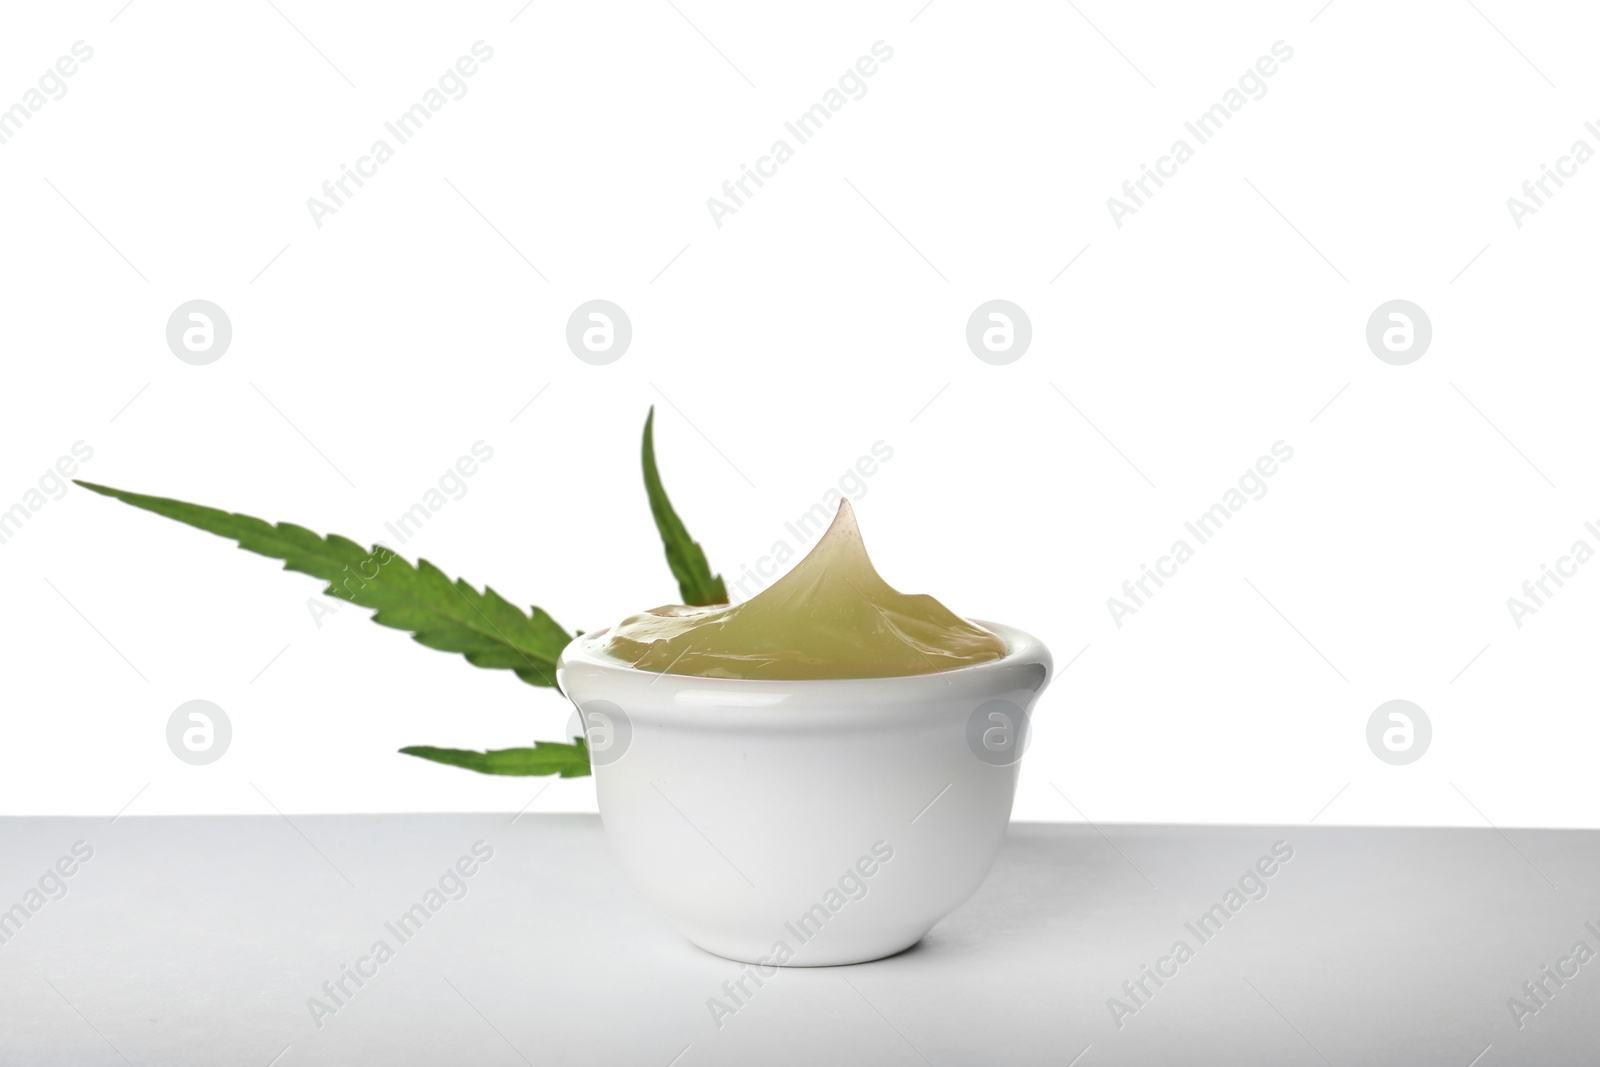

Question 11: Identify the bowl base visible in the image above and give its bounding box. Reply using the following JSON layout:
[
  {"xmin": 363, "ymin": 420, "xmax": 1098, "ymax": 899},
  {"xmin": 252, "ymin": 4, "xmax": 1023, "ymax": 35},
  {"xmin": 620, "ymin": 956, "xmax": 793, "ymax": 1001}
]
[{"xmin": 680, "ymin": 924, "xmax": 933, "ymax": 968}]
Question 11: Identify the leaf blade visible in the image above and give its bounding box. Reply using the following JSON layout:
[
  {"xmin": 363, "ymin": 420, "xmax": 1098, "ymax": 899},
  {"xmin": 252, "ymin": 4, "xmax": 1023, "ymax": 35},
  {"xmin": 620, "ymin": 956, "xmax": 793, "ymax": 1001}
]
[
  {"xmin": 641, "ymin": 407, "xmax": 728, "ymax": 606},
  {"xmin": 399, "ymin": 741, "xmax": 591, "ymax": 777},
  {"xmin": 74, "ymin": 479, "xmax": 572, "ymax": 687}
]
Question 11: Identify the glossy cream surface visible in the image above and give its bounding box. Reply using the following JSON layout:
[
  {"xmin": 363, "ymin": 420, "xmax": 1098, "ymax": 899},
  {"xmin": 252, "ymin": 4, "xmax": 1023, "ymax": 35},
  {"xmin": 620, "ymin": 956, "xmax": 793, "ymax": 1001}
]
[{"xmin": 597, "ymin": 501, "xmax": 1006, "ymax": 680}]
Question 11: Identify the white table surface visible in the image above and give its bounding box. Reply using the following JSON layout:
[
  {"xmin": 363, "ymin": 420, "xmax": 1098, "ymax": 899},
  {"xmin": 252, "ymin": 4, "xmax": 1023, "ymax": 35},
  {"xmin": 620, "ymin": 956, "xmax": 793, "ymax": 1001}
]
[{"xmin": 0, "ymin": 815, "xmax": 1595, "ymax": 1066}]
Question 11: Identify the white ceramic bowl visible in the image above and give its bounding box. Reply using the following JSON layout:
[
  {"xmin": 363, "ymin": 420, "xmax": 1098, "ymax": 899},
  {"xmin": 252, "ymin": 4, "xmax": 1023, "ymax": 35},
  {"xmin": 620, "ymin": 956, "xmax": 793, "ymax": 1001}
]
[{"xmin": 556, "ymin": 620, "xmax": 1052, "ymax": 966}]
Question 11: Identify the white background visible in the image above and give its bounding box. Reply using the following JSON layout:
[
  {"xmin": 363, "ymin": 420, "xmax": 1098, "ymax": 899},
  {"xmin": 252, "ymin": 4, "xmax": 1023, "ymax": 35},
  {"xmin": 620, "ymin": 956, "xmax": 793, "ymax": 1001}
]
[{"xmin": 1, "ymin": 0, "xmax": 1595, "ymax": 827}]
